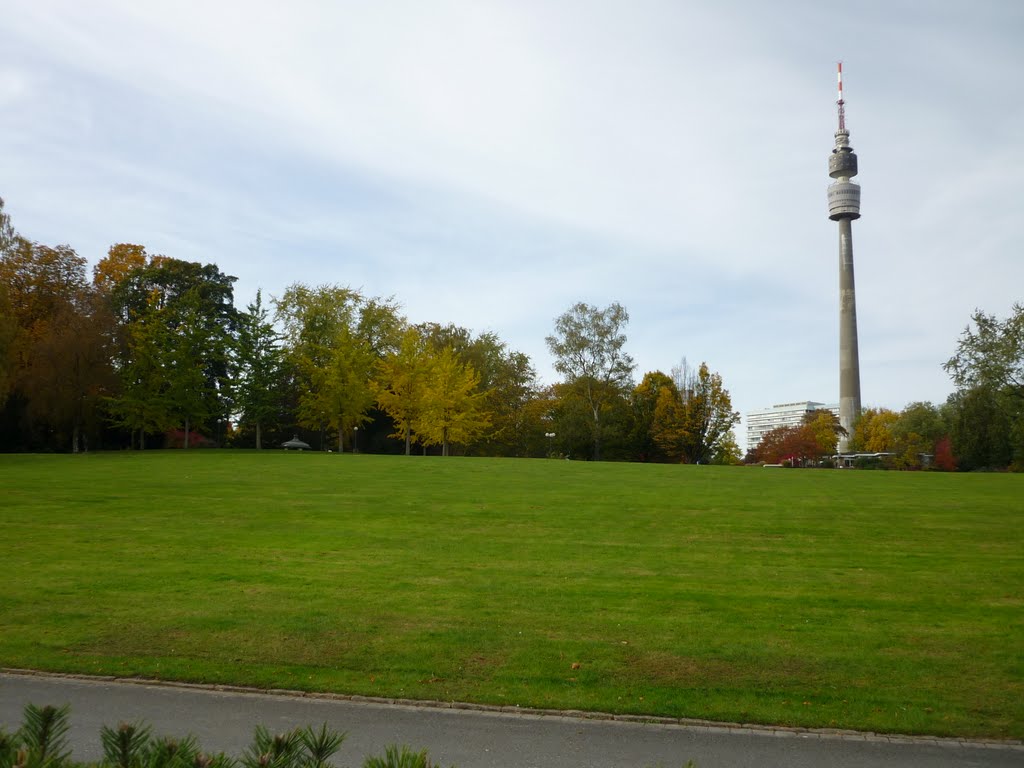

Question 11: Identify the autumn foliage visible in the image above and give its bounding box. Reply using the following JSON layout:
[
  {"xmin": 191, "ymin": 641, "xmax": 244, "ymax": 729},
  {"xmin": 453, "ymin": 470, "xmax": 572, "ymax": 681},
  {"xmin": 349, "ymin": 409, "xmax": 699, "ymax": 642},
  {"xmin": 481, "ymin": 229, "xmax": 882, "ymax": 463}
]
[
  {"xmin": 3, "ymin": 190, "xmax": 1018, "ymax": 467},
  {"xmin": 747, "ymin": 410, "xmax": 845, "ymax": 466}
]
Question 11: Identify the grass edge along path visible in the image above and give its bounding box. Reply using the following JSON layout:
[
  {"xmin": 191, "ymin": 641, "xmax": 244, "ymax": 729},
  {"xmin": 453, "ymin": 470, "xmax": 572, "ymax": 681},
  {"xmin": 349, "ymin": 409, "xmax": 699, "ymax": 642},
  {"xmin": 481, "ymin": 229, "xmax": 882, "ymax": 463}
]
[{"xmin": 1, "ymin": 452, "xmax": 1021, "ymax": 739}]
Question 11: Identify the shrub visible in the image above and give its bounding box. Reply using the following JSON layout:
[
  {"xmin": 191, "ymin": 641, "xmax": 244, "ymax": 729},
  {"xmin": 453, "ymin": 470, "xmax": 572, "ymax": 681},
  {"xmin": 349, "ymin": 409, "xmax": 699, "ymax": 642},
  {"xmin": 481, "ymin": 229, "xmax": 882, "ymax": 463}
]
[
  {"xmin": 3, "ymin": 703, "xmax": 694, "ymax": 768},
  {"xmin": 362, "ymin": 746, "xmax": 447, "ymax": 768},
  {"xmin": 1, "ymin": 706, "xmax": 343, "ymax": 768}
]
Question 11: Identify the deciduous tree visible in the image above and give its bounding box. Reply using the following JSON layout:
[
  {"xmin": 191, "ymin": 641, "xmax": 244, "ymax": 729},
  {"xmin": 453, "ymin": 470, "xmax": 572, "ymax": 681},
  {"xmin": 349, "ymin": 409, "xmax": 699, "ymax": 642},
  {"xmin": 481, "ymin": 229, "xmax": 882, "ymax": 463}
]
[
  {"xmin": 710, "ymin": 431, "xmax": 743, "ymax": 465},
  {"xmin": 849, "ymin": 408, "xmax": 899, "ymax": 453},
  {"xmin": 309, "ymin": 324, "xmax": 377, "ymax": 452},
  {"xmin": 276, "ymin": 284, "xmax": 396, "ymax": 451},
  {"xmin": 653, "ymin": 360, "xmax": 739, "ymax": 464},
  {"xmin": 944, "ymin": 305, "xmax": 1024, "ymax": 469},
  {"xmin": 106, "ymin": 297, "xmax": 175, "ymax": 448},
  {"xmin": 803, "ymin": 409, "xmax": 846, "ymax": 456},
  {"xmin": 942, "ymin": 388, "xmax": 1013, "ymax": 471},
  {"xmin": 0, "ymin": 196, "xmax": 17, "ymax": 256},
  {"xmin": 420, "ymin": 326, "xmax": 536, "ymax": 456},
  {"xmin": 417, "ymin": 346, "xmax": 490, "ymax": 455},
  {"xmin": 164, "ymin": 288, "xmax": 224, "ymax": 448},
  {"xmin": 376, "ymin": 327, "xmax": 432, "ymax": 455},
  {"xmin": 0, "ymin": 198, "xmax": 19, "ymax": 407},
  {"xmin": 944, "ymin": 304, "xmax": 1024, "ymax": 405},
  {"xmin": 890, "ymin": 401, "xmax": 946, "ymax": 469},
  {"xmin": 0, "ymin": 282, "xmax": 17, "ymax": 407},
  {"xmin": 545, "ymin": 302, "xmax": 634, "ymax": 460},
  {"xmin": 93, "ymin": 243, "xmax": 148, "ymax": 296},
  {"xmin": 23, "ymin": 293, "xmax": 115, "ymax": 451},
  {"xmin": 105, "ymin": 255, "xmax": 237, "ymax": 448},
  {"xmin": 751, "ymin": 424, "xmax": 821, "ymax": 466},
  {"xmin": 631, "ymin": 371, "xmax": 675, "ymax": 462},
  {"xmin": 0, "ymin": 239, "xmax": 115, "ymax": 450}
]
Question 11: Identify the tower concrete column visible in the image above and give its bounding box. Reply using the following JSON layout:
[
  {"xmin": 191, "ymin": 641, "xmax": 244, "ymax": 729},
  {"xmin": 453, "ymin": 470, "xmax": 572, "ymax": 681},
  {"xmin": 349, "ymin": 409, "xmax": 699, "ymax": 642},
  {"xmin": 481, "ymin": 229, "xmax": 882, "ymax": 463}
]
[{"xmin": 837, "ymin": 218, "xmax": 861, "ymax": 451}]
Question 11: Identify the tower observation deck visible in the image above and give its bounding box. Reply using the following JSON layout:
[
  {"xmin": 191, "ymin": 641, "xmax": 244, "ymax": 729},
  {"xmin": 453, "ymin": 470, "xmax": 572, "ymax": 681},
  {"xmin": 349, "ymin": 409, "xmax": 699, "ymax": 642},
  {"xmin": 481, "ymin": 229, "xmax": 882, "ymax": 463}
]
[{"xmin": 828, "ymin": 63, "xmax": 862, "ymax": 452}]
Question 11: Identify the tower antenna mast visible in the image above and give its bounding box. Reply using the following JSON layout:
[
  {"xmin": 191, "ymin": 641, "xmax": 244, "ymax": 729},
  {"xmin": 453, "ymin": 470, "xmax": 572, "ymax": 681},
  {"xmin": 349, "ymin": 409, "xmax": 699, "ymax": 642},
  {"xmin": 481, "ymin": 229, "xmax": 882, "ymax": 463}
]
[{"xmin": 837, "ymin": 61, "xmax": 846, "ymax": 132}]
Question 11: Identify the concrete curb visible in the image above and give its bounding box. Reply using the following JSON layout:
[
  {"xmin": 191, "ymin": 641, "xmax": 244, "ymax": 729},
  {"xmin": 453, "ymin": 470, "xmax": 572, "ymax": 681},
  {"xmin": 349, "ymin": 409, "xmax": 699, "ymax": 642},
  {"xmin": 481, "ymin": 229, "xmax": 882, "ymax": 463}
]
[{"xmin": 3, "ymin": 668, "xmax": 1021, "ymax": 752}]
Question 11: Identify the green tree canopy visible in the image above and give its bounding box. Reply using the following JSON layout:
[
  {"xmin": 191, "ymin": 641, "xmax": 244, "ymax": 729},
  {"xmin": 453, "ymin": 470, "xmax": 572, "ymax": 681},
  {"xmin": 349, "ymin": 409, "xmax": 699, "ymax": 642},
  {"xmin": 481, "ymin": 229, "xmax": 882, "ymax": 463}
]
[
  {"xmin": 104, "ymin": 255, "xmax": 237, "ymax": 448},
  {"xmin": 944, "ymin": 304, "xmax": 1024, "ymax": 403},
  {"xmin": 276, "ymin": 283, "xmax": 405, "ymax": 451},
  {"xmin": 545, "ymin": 302, "xmax": 634, "ymax": 460},
  {"xmin": 234, "ymin": 289, "xmax": 285, "ymax": 449},
  {"xmin": 944, "ymin": 304, "xmax": 1024, "ymax": 469}
]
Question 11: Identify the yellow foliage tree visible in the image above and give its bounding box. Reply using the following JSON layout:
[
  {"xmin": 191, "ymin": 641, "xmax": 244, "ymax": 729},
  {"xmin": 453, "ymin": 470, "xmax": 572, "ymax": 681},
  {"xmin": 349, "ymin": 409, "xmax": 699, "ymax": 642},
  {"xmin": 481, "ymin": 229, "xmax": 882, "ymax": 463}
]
[
  {"xmin": 375, "ymin": 327, "xmax": 432, "ymax": 455},
  {"xmin": 803, "ymin": 409, "xmax": 846, "ymax": 456},
  {"xmin": 651, "ymin": 361, "xmax": 738, "ymax": 463},
  {"xmin": 93, "ymin": 243, "xmax": 149, "ymax": 294},
  {"xmin": 651, "ymin": 381, "xmax": 685, "ymax": 460},
  {"xmin": 850, "ymin": 408, "xmax": 899, "ymax": 453},
  {"xmin": 417, "ymin": 347, "xmax": 491, "ymax": 456},
  {"xmin": 304, "ymin": 324, "xmax": 376, "ymax": 452}
]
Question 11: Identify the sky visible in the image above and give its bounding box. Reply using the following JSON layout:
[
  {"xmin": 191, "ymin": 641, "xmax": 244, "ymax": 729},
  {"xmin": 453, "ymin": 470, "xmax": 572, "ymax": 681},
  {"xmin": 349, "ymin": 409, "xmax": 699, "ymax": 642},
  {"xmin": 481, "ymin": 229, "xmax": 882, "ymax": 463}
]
[{"xmin": 3, "ymin": 0, "xmax": 1022, "ymax": 450}]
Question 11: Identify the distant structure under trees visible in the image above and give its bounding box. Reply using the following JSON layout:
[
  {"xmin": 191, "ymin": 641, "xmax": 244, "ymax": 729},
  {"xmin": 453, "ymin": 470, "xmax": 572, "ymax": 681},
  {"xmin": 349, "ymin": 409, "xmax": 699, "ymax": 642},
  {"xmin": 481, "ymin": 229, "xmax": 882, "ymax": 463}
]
[{"xmin": 746, "ymin": 401, "xmax": 839, "ymax": 451}]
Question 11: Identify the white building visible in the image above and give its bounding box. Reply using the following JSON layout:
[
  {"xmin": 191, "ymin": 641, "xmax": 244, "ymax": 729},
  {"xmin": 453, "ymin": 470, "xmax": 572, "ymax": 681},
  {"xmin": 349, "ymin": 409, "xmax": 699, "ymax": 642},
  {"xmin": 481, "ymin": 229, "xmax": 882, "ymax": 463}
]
[{"xmin": 746, "ymin": 401, "xmax": 840, "ymax": 451}]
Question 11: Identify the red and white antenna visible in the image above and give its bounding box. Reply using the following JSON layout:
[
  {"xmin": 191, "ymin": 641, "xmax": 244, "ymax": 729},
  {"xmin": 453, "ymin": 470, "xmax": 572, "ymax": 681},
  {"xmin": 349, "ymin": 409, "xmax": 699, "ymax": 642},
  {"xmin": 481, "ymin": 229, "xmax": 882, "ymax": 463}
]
[{"xmin": 837, "ymin": 61, "xmax": 846, "ymax": 132}]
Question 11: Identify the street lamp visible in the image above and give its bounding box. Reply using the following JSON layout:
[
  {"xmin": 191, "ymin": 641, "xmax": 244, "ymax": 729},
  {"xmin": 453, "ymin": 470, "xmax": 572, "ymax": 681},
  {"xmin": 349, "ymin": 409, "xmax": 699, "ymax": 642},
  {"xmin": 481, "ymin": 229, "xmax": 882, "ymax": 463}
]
[
  {"xmin": 544, "ymin": 432, "xmax": 556, "ymax": 458},
  {"xmin": 353, "ymin": 425, "xmax": 359, "ymax": 453}
]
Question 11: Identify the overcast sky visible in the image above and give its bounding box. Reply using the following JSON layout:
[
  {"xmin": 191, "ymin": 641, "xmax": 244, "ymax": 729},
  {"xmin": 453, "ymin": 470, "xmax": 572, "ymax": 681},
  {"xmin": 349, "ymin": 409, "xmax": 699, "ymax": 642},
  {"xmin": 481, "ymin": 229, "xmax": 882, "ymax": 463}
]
[{"xmin": 3, "ymin": 0, "xmax": 1022, "ymax": 449}]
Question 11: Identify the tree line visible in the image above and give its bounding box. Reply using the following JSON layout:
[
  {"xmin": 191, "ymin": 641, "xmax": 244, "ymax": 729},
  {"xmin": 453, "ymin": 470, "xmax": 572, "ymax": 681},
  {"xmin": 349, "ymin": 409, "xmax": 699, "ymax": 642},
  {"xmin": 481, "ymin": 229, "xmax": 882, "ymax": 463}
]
[
  {"xmin": 5, "ymin": 194, "xmax": 1016, "ymax": 469},
  {"xmin": 0, "ymin": 196, "xmax": 740, "ymax": 461},
  {"xmin": 746, "ymin": 304, "xmax": 1024, "ymax": 471}
]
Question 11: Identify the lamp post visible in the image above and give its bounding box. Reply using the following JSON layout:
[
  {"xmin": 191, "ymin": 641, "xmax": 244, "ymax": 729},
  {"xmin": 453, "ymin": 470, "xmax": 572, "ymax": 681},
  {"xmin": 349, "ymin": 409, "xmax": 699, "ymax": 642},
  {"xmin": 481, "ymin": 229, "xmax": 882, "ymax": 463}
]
[
  {"xmin": 353, "ymin": 426, "xmax": 359, "ymax": 453},
  {"xmin": 545, "ymin": 432, "xmax": 556, "ymax": 458}
]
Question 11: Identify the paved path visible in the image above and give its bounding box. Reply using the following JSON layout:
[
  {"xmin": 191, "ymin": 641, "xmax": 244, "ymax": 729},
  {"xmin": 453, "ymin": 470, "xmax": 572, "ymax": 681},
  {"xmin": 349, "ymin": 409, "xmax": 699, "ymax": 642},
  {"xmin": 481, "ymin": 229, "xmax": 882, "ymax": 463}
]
[{"xmin": 1, "ymin": 672, "xmax": 1020, "ymax": 768}]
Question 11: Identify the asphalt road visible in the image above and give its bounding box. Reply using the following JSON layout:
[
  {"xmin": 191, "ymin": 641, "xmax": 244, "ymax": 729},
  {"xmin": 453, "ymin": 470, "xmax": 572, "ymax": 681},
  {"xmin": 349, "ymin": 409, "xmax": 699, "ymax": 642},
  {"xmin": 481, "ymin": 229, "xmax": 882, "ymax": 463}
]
[{"xmin": 0, "ymin": 672, "xmax": 1019, "ymax": 768}]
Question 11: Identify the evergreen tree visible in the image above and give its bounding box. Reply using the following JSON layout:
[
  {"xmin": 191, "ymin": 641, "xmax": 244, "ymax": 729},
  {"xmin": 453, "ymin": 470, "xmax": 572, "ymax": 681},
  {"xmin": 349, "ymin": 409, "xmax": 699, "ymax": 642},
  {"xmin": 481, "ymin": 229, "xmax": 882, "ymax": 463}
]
[{"xmin": 235, "ymin": 290, "xmax": 284, "ymax": 449}]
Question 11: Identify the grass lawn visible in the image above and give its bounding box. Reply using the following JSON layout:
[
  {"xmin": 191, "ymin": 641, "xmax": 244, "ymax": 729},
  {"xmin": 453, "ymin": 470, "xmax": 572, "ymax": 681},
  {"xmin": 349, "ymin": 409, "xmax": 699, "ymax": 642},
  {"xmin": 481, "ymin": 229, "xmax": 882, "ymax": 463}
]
[{"xmin": 1, "ymin": 451, "xmax": 1021, "ymax": 739}]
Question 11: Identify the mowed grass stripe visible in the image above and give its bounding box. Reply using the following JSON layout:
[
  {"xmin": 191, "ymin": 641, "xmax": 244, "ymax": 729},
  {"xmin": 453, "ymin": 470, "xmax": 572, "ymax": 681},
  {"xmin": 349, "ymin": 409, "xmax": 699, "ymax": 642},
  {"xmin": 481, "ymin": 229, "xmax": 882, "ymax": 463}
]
[{"xmin": 1, "ymin": 452, "xmax": 1021, "ymax": 738}]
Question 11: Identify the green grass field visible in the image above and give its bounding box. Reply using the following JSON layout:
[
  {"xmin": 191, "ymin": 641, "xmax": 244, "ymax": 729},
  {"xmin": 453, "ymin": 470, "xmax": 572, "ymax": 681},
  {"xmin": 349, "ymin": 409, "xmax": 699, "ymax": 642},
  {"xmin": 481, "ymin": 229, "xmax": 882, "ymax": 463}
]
[{"xmin": 1, "ymin": 452, "xmax": 1021, "ymax": 738}]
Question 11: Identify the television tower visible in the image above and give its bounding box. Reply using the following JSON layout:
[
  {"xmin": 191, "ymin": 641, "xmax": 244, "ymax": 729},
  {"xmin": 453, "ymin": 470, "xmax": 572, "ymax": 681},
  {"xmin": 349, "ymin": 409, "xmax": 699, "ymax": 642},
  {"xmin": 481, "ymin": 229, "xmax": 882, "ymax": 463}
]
[{"xmin": 827, "ymin": 62, "xmax": 862, "ymax": 453}]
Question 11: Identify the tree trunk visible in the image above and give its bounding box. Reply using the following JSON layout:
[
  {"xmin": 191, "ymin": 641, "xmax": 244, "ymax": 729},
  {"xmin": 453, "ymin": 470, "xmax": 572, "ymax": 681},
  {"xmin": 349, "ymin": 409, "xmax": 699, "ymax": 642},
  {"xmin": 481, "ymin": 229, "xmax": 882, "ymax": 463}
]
[
  {"xmin": 256, "ymin": 421, "xmax": 262, "ymax": 450},
  {"xmin": 404, "ymin": 426, "xmax": 411, "ymax": 456},
  {"xmin": 72, "ymin": 423, "xmax": 80, "ymax": 454},
  {"xmin": 184, "ymin": 416, "xmax": 190, "ymax": 449},
  {"xmin": 338, "ymin": 429, "xmax": 344, "ymax": 453}
]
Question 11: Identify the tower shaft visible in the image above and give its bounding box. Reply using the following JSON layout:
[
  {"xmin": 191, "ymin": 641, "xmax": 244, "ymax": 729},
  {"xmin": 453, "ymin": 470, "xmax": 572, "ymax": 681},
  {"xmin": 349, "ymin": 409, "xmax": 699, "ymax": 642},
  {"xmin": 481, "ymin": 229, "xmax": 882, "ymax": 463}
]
[{"xmin": 837, "ymin": 218, "xmax": 861, "ymax": 451}]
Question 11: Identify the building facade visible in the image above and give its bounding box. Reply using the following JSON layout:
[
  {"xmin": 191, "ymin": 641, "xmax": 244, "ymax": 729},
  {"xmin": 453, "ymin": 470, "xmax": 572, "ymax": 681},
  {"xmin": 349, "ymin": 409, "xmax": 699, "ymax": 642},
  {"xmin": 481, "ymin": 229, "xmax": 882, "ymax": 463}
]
[{"xmin": 746, "ymin": 401, "xmax": 840, "ymax": 451}]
